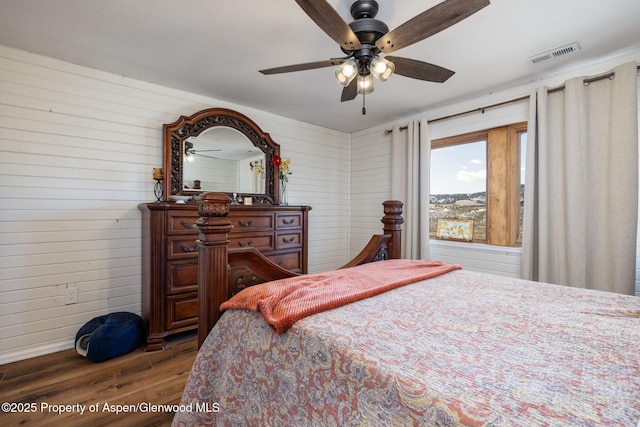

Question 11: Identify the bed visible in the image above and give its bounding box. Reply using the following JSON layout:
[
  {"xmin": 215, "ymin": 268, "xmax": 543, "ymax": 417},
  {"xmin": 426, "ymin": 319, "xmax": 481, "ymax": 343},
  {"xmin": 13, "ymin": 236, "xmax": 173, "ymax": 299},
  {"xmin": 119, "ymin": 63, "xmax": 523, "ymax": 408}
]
[{"xmin": 173, "ymin": 196, "xmax": 640, "ymax": 426}]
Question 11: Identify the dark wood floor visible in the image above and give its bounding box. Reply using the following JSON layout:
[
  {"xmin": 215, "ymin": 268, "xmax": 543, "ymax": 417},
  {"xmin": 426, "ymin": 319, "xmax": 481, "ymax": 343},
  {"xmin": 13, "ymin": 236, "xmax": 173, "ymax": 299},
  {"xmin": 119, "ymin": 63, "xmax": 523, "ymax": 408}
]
[{"xmin": 0, "ymin": 332, "xmax": 197, "ymax": 426}]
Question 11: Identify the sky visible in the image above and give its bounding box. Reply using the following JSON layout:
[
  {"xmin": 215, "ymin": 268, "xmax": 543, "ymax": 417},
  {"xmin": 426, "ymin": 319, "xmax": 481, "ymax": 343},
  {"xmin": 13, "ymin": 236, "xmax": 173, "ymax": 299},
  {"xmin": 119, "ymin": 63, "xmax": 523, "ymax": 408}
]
[
  {"xmin": 430, "ymin": 134, "xmax": 527, "ymax": 195},
  {"xmin": 430, "ymin": 140, "xmax": 487, "ymax": 194}
]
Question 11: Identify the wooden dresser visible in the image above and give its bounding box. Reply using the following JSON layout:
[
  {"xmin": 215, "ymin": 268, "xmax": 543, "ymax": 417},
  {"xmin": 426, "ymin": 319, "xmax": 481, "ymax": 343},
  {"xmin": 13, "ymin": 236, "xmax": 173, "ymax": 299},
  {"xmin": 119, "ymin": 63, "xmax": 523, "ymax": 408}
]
[{"xmin": 140, "ymin": 201, "xmax": 311, "ymax": 351}]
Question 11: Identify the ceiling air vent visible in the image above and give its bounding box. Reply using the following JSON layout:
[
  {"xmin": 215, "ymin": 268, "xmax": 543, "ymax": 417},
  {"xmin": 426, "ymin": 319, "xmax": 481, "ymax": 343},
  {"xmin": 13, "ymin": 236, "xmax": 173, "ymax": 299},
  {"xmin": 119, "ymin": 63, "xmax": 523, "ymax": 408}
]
[{"xmin": 527, "ymin": 42, "xmax": 580, "ymax": 64}]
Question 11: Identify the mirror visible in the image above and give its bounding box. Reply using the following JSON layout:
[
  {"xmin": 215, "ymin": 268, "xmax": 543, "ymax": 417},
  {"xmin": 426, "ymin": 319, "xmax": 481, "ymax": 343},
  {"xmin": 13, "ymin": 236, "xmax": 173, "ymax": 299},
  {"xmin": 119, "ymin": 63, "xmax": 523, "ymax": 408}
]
[
  {"xmin": 163, "ymin": 108, "xmax": 280, "ymax": 204},
  {"xmin": 184, "ymin": 127, "xmax": 265, "ymax": 194}
]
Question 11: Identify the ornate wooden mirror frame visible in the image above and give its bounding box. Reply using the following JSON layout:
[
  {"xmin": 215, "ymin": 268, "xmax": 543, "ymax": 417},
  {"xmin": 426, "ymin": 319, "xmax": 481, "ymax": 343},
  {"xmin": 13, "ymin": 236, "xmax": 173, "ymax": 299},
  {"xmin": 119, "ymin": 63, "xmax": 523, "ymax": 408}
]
[{"xmin": 163, "ymin": 108, "xmax": 280, "ymax": 204}]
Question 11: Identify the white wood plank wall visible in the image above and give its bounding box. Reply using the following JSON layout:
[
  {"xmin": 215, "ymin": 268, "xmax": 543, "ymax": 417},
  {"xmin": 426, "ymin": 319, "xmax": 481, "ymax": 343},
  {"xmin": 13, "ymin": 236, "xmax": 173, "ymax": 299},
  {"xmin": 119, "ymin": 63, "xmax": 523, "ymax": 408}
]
[
  {"xmin": 0, "ymin": 45, "xmax": 349, "ymax": 363},
  {"xmin": 348, "ymin": 126, "xmax": 392, "ymax": 258}
]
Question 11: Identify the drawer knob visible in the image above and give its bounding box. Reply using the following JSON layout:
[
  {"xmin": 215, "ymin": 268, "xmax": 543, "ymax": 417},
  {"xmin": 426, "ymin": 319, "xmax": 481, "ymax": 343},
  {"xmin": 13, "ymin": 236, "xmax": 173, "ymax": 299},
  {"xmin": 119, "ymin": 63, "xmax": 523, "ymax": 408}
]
[
  {"xmin": 180, "ymin": 244, "xmax": 198, "ymax": 252},
  {"xmin": 180, "ymin": 220, "xmax": 193, "ymax": 229},
  {"xmin": 282, "ymin": 218, "xmax": 295, "ymax": 225},
  {"xmin": 237, "ymin": 240, "xmax": 254, "ymax": 247},
  {"xmin": 238, "ymin": 219, "xmax": 254, "ymax": 227},
  {"xmin": 282, "ymin": 236, "xmax": 295, "ymax": 244}
]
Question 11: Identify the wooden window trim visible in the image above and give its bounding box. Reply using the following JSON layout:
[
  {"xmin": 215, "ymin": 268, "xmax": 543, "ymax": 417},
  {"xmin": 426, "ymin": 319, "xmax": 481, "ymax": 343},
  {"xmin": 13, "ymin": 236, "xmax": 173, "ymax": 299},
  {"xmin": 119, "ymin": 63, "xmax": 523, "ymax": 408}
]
[
  {"xmin": 431, "ymin": 122, "xmax": 527, "ymax": 247},
  {"xmin": 431, "ymin": 130, "xmax": 488, "ymax": 149}
]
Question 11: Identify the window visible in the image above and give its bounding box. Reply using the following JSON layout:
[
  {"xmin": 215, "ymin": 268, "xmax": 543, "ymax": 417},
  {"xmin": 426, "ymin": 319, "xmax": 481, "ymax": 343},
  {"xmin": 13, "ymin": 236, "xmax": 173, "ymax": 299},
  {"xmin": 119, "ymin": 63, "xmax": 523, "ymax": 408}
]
[
  {"xmin": 517, "ymin": 130, "xmax": 527, "ymax": 243},
  {"xmin": 429, "ymin": 122, "xmax": 527, "ymax": 247}
]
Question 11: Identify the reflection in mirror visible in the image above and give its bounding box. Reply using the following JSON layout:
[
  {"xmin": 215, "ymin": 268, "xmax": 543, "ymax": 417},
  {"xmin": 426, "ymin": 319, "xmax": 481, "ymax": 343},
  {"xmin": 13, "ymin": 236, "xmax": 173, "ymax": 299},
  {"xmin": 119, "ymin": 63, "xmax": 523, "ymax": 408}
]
[{"xmin": 183, "ymin": 127, "xmax": 266, "ymax": 194}]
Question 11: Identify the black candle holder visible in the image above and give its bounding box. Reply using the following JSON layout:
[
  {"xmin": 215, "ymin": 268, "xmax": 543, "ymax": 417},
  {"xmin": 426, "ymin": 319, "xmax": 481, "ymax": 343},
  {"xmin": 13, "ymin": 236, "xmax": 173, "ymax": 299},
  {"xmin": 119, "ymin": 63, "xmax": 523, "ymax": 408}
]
[{"xmin": 154, "ymin": 179, "xmax": 163, "ymax": 202}]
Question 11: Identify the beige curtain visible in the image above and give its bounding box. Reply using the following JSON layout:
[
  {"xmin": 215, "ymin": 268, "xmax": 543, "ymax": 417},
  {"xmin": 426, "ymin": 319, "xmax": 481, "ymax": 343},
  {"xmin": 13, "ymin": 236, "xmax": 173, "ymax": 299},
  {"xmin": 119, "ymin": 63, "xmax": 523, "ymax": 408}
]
[
  {"xmin": 522, "ymin": 62, "xmax": 638, "ymax": 294},
  {"xmin": 391, "ymin": 119, "xmax": 431, "ymax": 260}
]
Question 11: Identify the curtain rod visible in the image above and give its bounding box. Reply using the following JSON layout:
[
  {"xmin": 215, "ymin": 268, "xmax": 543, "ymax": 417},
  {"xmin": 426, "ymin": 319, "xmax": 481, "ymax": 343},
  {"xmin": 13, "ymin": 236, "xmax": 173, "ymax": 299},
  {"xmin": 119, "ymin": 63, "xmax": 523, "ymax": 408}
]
[{"xmin": 384, "ymin": 65, "xmax": 640, "ymax": 135}]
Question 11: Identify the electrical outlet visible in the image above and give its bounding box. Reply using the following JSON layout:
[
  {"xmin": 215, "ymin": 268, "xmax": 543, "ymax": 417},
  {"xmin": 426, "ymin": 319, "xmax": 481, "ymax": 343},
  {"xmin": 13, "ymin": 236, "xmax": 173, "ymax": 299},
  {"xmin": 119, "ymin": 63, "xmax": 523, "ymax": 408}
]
[{"xmin": 64, "ymin": 287, "xmax": 78, "ymax": 305}]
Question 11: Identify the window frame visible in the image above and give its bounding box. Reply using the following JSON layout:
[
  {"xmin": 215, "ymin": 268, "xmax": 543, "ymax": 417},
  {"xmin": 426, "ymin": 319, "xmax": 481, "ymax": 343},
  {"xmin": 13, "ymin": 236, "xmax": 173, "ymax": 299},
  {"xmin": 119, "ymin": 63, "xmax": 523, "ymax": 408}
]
[{"xmin": 431, "ymin": 122, "xmax": 527, "ymax": 247}]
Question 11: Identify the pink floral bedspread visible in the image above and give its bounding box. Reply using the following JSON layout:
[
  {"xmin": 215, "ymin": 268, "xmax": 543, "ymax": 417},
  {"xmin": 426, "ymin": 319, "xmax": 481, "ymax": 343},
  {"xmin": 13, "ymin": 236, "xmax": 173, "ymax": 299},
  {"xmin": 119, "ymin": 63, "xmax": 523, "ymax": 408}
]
[{"xmin": 173, "ymin": 269, "xmax": 640, "ymax": 426}]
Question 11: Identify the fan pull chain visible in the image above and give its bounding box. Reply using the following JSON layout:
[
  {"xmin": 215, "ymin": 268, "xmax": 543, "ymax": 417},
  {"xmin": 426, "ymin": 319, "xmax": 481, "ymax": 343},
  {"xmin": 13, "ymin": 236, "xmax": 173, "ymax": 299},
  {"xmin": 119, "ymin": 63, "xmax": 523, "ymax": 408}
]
[{"xmin": 362, "ymin": 90, "xmax": 366, "ymax": 115}]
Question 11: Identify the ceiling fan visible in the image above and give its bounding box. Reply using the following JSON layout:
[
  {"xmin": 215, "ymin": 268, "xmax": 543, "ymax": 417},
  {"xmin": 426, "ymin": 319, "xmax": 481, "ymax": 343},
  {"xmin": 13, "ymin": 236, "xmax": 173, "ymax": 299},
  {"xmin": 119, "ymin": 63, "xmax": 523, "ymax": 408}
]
[
  {"xmin": 260, "ymin": 0, "xmax": 490, "ymax": 113},
  {"xmin": 184, "ymin": 141, "xmax": 222, "ymax": 161}
]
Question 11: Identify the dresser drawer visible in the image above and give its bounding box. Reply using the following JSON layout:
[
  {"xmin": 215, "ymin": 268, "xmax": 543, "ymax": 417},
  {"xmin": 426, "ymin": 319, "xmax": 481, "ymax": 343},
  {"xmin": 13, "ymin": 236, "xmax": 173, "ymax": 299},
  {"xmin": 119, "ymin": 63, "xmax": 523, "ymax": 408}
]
[
  {"xmin": 167, "ymin": 292, "xmax": 198, "ymax": 330},
  {"xmin": 229, "ymin": 233, "xmax": 274, "ymax": 251},
  {"xmin": 276, "ymin": 231, "xmax": 302, "ymax": 249},
  {"xmin": 276, "ymin": 212, "xmax": 302, "ymax": 229},
  {"xmin": 167, "ymin": 260, "xmax": 198, "ymax": 294},
  {"xmin": 267, "ymin": 251, "xmax": 302, "ymax": 272},
  {"xmin": 167, "ymin": 236, "xmax": 199, "ymax": 259},
  {"xmin": 167, "ymin": 211, "xmax": 199, "ymax": 235},
  {"xmin": 229, "ymin": 213, "xmax": 274, "ymax": 232}
]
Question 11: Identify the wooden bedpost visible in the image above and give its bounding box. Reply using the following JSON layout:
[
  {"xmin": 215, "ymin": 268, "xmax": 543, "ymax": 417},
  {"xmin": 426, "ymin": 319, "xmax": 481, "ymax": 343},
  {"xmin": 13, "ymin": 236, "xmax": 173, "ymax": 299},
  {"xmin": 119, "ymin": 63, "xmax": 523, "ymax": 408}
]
[
  {"xmin": 382, "ymin": 200, "xmax": 404, "ymax": 260},
  {"xmin": 194, "ymin": 192, "xmax": 232, "ymax": 348}
]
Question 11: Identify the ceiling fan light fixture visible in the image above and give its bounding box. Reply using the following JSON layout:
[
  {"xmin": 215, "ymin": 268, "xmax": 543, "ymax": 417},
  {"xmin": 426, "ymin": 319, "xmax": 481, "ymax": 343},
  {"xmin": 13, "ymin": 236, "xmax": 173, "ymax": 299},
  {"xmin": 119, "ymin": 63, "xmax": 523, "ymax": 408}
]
[
  {"xmin": 261, "ymin": 0, "xmax": 491, "ymax": 108},
  {"xmin": 185, "ymin": 141, "xmax": 195, "ymax": 162},
  {"xmin": 370, "ymin": 56, "xmax": 394, "ymax": 82},
  {"xmin": 335, "ymin": 59, "xmax": 358, "ymax": 86},
  {"xmin": 356, "ymin": 74, "xmax": 374, "ymax": 95}
]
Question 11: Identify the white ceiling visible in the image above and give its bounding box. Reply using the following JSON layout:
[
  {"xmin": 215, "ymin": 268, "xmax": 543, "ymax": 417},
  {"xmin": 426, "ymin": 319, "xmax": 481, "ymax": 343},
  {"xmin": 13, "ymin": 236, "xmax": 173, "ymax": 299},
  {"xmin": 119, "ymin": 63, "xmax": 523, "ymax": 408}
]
[{"xmin": 1, "ymin": 0, "xmax": 639, "ymax": 133}]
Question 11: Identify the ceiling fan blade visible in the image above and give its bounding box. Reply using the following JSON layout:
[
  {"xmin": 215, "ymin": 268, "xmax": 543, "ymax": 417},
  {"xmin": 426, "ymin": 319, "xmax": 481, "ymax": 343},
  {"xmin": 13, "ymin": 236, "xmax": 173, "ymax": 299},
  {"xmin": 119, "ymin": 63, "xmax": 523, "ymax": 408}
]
[
  {"xmin": 376, "ymin": 0, "xmax": 490, "ymax": 54},
  {"xmin": 260, "ymin": 59, "xmax": 344, "ymax": 75},
  {"xmin": 341, "ymin": 79, "xmax": 357, "ymax": 102},
  {"xmin": 387, "ymin": 56, "xmax": 455, "ymax": 83},
  {"xmin": 295, "ymin": 0, "xmax": 362, "ymax": 51}
]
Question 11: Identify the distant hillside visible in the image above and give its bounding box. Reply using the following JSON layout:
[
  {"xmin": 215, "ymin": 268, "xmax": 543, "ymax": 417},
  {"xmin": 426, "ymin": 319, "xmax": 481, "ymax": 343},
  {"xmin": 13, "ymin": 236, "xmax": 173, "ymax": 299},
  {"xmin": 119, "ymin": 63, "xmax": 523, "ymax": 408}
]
[
  {"xmin": 430, "ymin": 192, "xmax": 486, "ymax": 205},
  {"xmin": 430, "ymin": 185, "xmax": 525, "ymax": 205}
]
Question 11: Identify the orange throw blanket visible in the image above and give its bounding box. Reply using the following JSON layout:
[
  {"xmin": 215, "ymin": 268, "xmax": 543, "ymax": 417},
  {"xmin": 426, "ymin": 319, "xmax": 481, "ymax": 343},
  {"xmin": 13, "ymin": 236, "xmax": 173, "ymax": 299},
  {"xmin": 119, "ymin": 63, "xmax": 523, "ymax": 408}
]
[{"xmin": 220, "ymin": 259, "xmax": 461, "ymax": 334}]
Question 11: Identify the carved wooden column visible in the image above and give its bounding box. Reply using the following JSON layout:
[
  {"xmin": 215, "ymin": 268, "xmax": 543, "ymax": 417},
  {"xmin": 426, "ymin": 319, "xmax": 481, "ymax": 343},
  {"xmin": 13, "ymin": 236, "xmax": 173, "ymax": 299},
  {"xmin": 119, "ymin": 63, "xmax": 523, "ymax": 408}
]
[
  {"xmin": 382, "ymin": 200, "xmax": 404, "ymax": 260},
  {"xmin": 194, "ymin": 192, "xmax": 233, "ymax": 348}
]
